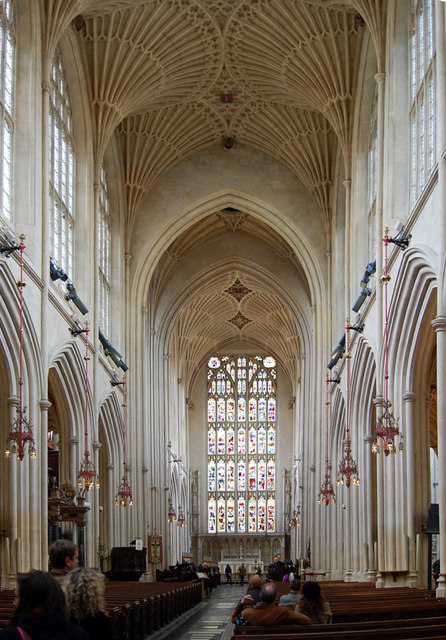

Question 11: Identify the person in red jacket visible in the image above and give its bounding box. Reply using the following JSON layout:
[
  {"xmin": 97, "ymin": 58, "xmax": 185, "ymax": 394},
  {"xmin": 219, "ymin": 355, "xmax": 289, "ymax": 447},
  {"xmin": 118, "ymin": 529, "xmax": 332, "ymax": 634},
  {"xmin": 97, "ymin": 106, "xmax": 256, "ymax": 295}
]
[{"xmin": 234, "ymin": 582, "xmax": 310, "ymax": 627}]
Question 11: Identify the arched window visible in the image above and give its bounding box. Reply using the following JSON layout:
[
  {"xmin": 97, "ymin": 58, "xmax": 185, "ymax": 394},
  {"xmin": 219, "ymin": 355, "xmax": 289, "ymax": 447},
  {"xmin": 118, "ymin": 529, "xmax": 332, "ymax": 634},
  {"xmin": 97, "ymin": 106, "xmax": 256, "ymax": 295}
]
[
  {"xmin": 49, "ymin": 49, "xmax": 74, "ymax": 276},
  {"xmin": 0, "ymin": 0, "xmax": 15, "ymax": 222},
  {"xmin": 409, "ymin": 0, "xmax": 435, "ymax": 206},
  {"xmin": 367, "ymin": 81, "xmax": 377, "ymax": 257},
  {"xmin": 98, "ymin": 165, "xmax": 111, "ymax": 335},
  {"xmin": 207, "ymin": 356, "xmax": 276, "ymax": 533}
]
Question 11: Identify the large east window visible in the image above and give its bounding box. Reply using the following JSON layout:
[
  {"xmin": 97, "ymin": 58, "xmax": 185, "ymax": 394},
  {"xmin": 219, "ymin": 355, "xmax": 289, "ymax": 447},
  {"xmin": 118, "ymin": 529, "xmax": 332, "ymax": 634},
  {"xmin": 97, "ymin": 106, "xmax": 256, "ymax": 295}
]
[
  {"xmin": 409, "ymin": 0, "xmax": 435, "ymax": 206},
  {"xmin": 49, "ymin": 49, "xmax": 74, "ymax": 276},
  {"xmin": 207, "ymin": 356, "xmax": 276, "ymax": 534},
  {"xmin": 0, "ymin": 0, "xmax": 14, "ymax": 222}
]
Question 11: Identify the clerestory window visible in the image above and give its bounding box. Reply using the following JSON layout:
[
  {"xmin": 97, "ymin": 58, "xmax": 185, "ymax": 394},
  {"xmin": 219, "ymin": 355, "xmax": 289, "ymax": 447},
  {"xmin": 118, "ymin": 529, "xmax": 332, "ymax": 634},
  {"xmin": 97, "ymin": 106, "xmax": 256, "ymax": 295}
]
[
  {"xmin": 98, "ymin": 165, "xmax": 111, "ymax": 335},
  {"xmin": 207, "ymin": 356, "xmax": 276, "ymax": 534},
  {"xmin": 49, "ymin": 49, "xmax": 74, "ymax": 276},
  {"xmin": 409, "ymin": 0, "xmax": 435, "ymax": 206},
  {"xmin": 0, "ymin": 0, "xmax": 14, "ymax": 222}
]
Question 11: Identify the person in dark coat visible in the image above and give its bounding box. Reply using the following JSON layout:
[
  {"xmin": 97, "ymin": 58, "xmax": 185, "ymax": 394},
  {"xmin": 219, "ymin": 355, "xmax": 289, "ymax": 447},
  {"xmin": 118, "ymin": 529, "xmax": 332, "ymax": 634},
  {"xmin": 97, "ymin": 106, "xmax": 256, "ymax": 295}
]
[
  {"xmin": 0, "ymin": 570, "xmax": 88, "ymax": 640},
  {"xmin": 238, "ymin": 563, "xmax": 246, "ymax": 586},
  {"xmin": 225, "ymin": 563, "xmax": 233, "ymax": 585},
  {"xmin": 64, "ymin": 567, "xmax": 117, "ymax": 640}
]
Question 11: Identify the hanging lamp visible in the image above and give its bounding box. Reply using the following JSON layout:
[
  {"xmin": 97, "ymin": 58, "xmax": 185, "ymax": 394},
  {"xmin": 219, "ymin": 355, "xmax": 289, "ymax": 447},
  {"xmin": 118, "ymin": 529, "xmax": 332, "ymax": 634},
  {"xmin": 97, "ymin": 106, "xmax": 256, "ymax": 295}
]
[
  {"xmin": 318, "ymin": 376, "xmax": 336, "ymax": 504},
  {"xmin": 372, "ymin": 228, "xmax": 403, "ymax": 455},
  {"xmin": 115, "ymin": 377, "xmax": 133, "ymax": 506},
  {"xmin": 337, "ymin": 319, "xmax": 360, "ymax": 488},
  {"xmin": 5, "ymin": 235, "xmax": 36, "ymax": 460},
  {"xmin": 77, "ymin": 321, "xmax": 100, "ymax": 490}
]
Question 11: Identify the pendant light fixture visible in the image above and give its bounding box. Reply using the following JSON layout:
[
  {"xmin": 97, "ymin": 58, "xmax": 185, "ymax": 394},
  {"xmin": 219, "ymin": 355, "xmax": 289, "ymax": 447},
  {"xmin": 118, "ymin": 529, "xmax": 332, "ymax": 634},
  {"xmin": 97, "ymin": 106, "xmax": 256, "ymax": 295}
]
[
  {"xmin": 318, "ymin": 376, "xmax": 336, "ymax": 504},
  {"xmin": 77, "ymin": 321, "xmax": 100, "ymax": 490},
  {"xmin": 5, "ymin": 236, "xmax": 36, "ymax": 460},
  {"xmin": 337, "ymin": 319, "xmax": 360, "ymax": 488},
  {"xmin": 372, "ymin": 228, "xmax": 403, "ymax": 455},
  {"xmin": 115, "ymin": 377, "xmax": 133, "ymax": 506}
]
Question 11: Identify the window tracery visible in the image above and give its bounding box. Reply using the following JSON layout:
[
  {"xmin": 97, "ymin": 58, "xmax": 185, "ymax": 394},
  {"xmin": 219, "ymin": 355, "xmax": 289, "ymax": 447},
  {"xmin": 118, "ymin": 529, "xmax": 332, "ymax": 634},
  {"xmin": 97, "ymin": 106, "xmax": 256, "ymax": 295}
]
[
  {"xmin": 409, "ymin": 0, "xmax": 435, "ymax": 206},
  {"xmin": 98, "ymin": 165, "xmax": 111, "ymax": 335},
  {"xmin": 49, "ymin": 49, "xmax": 74, "ymax": 276},
  {"xmin": 207, "ymin": 355, "xmax": 276, "ymax": 533}
]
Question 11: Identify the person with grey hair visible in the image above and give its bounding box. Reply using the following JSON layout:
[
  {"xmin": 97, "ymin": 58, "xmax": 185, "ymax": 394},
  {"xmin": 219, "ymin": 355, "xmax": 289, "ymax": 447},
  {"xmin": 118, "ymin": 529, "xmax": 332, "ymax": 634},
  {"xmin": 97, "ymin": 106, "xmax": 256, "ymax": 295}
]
[{"xmin": 237, "ymin": 582, "xmax": 310, "ymax": 626}]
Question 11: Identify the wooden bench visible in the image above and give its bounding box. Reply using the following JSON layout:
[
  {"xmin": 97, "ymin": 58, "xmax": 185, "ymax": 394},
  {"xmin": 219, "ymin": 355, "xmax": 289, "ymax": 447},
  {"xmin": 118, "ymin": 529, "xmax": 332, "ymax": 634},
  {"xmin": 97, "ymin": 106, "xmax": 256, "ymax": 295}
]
[
  {"xmin": 233, "ymin": 581, "xmax": 446, "ymax": 640},
  {"xmin": 104, "ymin": 579, "xmax": 203, "ymax": 639}
]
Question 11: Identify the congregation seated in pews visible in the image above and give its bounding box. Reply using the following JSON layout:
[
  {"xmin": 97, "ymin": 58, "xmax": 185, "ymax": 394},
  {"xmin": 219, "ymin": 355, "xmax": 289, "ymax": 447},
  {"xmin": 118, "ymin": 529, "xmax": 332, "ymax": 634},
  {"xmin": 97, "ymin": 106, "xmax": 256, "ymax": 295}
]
[{"xmin": 231, "ymin": 580, "xmax": 446, "ymax": 640}]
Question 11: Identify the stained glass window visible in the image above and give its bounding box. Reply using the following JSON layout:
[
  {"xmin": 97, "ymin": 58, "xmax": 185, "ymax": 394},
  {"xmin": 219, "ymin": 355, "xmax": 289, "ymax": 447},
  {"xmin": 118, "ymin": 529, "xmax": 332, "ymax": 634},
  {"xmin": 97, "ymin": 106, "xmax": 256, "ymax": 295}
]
[{"xmin": 207, "ymin": 355, "xmax": 276, "ymax": 533}]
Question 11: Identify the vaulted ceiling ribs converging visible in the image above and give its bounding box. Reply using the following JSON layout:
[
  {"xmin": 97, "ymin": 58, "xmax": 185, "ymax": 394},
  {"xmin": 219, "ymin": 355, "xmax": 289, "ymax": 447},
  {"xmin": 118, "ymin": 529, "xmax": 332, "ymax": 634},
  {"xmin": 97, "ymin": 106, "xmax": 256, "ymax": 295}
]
[
  {"xmin": 158, "ymin": 211, "xmax": 306, "ymax": 388},
  {"xmin": 61, "ymin": 0, "xmax": 375, "ymax": 234}
]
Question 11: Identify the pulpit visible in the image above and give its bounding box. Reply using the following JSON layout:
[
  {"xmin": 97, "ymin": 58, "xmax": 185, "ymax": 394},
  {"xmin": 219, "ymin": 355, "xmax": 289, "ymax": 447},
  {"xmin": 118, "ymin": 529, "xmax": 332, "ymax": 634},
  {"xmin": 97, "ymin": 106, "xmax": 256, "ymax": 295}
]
[{"xmin": 109, "ymin": 546, "xmax": 147, "ymax": 581}]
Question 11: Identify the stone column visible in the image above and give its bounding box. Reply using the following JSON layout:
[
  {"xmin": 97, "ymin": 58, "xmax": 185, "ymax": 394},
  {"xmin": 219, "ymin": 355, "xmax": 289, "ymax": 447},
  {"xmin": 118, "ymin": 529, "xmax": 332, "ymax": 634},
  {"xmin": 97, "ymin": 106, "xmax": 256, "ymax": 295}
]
[
  {"xmin": 363, "ymin": 435, "xmax": 376, "ymax": 581},
  {"xmin": 403, "ymin": 391, "xmax": 417, "ymax": 586},
  {"xmin": 432, "ymin": 317, "xmax": 446, "ymax": 597},
  {"xmin": 373, "ymin": 396, "xmax": 385, "ymax": 587}
]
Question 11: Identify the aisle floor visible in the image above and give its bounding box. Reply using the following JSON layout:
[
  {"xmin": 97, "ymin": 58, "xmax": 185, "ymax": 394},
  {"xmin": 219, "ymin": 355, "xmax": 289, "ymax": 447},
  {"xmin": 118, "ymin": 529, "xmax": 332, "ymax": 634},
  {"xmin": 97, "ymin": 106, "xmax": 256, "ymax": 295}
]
[{"xmin": 159, "ymin": 582, "xmax": 244, "ymax": 640}]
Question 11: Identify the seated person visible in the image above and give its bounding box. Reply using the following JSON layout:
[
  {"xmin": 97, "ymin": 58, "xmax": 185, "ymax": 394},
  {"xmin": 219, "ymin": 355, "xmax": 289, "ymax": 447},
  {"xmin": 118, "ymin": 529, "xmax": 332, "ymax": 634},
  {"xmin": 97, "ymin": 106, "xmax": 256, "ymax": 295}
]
[
  {"xmin": 246, "ymin": 575, "xmax": 262, "ymax": 603},
  {"xmin": 233, "ymin": 582, "xmax": 310, "ymax": 626},
  {"xmin": 279, "ymin": 579, "xmax": 301, "ymax": 606},
  {"xmin": 231, "ymin": 575, "xmax": 263, "ymax": 623},
  {"xmin": 297, "ymin": 580, "xmax": 332, "ymax": 624}
]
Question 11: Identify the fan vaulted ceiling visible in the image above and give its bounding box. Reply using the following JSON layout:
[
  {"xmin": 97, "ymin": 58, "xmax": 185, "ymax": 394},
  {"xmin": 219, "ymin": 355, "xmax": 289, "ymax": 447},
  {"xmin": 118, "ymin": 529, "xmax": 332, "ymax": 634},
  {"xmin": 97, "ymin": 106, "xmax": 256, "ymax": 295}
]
[{"xmin": 45, "ymin": 0, "xmax": 382, "ymax": 376}]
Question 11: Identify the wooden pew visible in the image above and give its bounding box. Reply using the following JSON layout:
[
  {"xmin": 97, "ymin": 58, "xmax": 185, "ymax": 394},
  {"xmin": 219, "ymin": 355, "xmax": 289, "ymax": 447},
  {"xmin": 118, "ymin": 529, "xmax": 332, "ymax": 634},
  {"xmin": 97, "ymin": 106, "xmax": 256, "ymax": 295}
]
[
  {"xmin": 233, "ymin": 581, "xmax": 446, "ymax": 640},
  {"xmin": 104, "ymin": 579, "xmax": 203, "ymax": 639}
]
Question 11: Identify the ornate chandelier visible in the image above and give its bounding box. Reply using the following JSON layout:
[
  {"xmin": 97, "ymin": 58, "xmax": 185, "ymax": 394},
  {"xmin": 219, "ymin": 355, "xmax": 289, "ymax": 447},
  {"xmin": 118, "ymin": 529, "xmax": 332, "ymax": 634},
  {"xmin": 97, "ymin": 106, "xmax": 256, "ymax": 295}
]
[
  {"xmin": 77, "ymin": 322, "xmax": 100, "ymax": 490},
  {"xmin": 167, "ymin": 497, "xmax": 176, "ymax": 523},
  {"xmin": 177, "ymin": 505, "xmax": 186, "ymax": 527},
  {"xmin": 318, "ymin": 377, "xmax": 335, "ymax": 505},
  {"xmin": 372, "ymin": 228, "xmax": 403, "ymax": 455},
  {"xmin": 5, "ymin": 236, "xmax": 36, "ymax": 461},
  {"xmin": 289, "ymin": 504, "xmax": 301, "ymax": 527},
  {"xmin": 115, "ymin": 377, "xmax": 133, "ymax": 506},
  {"xmin": 337, "ymin": 320, "xmax": 359, "ymax": 488}
]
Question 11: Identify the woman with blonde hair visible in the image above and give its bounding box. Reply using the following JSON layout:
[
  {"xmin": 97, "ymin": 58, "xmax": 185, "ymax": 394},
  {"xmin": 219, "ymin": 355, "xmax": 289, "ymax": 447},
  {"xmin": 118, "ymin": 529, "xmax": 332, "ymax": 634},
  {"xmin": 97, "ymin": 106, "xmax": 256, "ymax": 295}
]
[{"xmin": 64, "ymin": 567, "xmax": 116, "ymax": 639}]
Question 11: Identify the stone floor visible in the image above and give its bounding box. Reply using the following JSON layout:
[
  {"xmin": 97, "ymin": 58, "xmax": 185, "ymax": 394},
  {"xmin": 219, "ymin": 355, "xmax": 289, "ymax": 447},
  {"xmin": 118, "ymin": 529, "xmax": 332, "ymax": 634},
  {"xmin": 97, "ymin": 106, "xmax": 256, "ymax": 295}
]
[{"xmin": 156, "ymin": 582, "xmax": 244, "ymax": 640}]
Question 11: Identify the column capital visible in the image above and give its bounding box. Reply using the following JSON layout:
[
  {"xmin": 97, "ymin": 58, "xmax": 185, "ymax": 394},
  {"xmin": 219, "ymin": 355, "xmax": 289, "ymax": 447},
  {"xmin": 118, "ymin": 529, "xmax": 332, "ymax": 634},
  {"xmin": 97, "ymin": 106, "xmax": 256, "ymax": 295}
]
[
  {"xmin": 7, "ymin": 395, "xmax": 19, "ymax": 408},
  {"xmin": 432, "ymin": 316, "xmax": 446, "ymax": 332},
  {"xmin": 374, "ymin": 72, "xmax": 385, "ymax": 84},
  {"xmin": 403, "ymin": 391, "xmax": 416, "ymax": 403},
  {"xmin": 39, "ymin": 399, "xmax": 52, "ymax": 411},
  {"xmin": 373, "ymin": 395, "xmax": 384, "ymax": 408}
]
